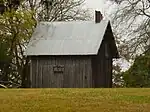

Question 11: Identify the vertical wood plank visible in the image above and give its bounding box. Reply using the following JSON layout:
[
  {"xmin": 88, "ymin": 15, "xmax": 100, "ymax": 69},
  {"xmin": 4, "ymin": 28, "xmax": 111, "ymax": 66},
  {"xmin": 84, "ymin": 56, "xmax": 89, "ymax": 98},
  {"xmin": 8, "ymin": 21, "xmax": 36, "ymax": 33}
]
[
  {"xmin": 63, "ymin": 57, "xmax": 67, "ymax": 88},
  {"xmin": 56, "ymin": 57, "xmax": 60, "ymax": 88},
  {"xmin": 38, "ymin": 60, "xmax": 41, "ymax": 88},
  {"xmin": 82, "ymin": 59, "xmax": 85, "ymax": 88},
  {"xmin": 76, "ymin": 58, "xmax": 80, "ymax": 88},
  {"xmin": 30, "ymin": 59, "xmax": 32, "ymax": 88},
  {"xmin": 61, "ymin": 57, "xmax": 64, "ymax": 88},
  {"xmin": 50, "ymin": 57, "xmax": 55, "ymax": 88},
  {"xmin": 87, "ymin": 58, "xmax": 92, "ymax": 88},
  {"xmin": 63, "ymin": 58, "xmax": 67, "ymax": 88},
  {"xmin": 32, "ymin": 58, "xmax": 36, "ymax": 88},
  {"xmin": 46, "ymin": 60, "xmax": 49, "ymax": 88},
  {"xmin": 48, "ymin": 57, "xmax": 52, "ymax": 88},
  {"xmin": 70, "ymin": 57, "xmax": 73, "ymax": 88},
  {"xmin": 79, "ymin": 58, "xmax": 83, "ymax": 88},
  {"xmin": 86, "ymin": 58, "xmax": 90, "ymax": 88},
  {"xmin": 35, "ymin": 57, "xmax": 38, "ymax": 88},
  {"xmin": 79, "ymin": 59, "xmax": 82, "ymax": 88},
  {"xmin": 84, "ymin": 58, "xmax": 89, "ymax": 88},
  {"xmin": 55, "ymin": 57, "xmax": 59, "ymax": 88},
  {"xmin": 74, "ymin": 59, "xmax": 77, "ymax": 88},
  {"xmin": 38, "ymin": 58, "xmax": 42, "ymax": 88}
]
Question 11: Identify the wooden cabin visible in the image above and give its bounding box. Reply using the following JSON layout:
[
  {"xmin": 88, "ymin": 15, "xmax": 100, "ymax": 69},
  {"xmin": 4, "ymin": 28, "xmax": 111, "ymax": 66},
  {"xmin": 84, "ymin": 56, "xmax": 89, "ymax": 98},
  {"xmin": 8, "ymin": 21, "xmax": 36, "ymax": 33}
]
[{"xmin": 25, "ymin": 11, "xmax": 119, "ymax": 88}]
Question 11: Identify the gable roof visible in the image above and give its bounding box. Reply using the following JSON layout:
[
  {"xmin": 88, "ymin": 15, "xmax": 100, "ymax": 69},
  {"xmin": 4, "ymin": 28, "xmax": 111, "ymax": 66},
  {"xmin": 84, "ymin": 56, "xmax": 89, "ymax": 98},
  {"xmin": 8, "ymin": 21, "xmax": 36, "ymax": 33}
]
[{"xmin": 25, "ymin": 19, "xmax": 110, "ymax": 56}]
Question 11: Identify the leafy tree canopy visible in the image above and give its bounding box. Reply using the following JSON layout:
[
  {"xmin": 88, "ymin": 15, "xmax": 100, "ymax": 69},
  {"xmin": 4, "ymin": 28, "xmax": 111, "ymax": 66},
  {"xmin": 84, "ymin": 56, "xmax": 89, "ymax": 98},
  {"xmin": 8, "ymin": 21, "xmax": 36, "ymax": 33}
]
[{"xmin": 123, "ymin": 51, "xmax": 150, "ymax": 87}]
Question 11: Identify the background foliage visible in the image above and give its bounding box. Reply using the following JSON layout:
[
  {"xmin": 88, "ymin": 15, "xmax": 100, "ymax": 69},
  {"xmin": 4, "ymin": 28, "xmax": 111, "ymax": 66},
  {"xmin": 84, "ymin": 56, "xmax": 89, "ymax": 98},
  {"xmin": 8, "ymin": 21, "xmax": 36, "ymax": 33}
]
[{"xmin": 0, "ymin": 0, "xmax": 90, "ymax": 88}]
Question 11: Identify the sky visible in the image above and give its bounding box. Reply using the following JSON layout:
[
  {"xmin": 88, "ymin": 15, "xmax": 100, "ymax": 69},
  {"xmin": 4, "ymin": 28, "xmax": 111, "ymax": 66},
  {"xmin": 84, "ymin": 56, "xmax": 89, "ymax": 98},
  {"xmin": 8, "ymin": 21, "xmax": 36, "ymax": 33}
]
[
  {"xmin": 85, "ymin": 0, "xmax": 106, "ymax": 10},
  {"xmin": 84, "ymin": 0, "xmax": 117, "ymax": 19}
]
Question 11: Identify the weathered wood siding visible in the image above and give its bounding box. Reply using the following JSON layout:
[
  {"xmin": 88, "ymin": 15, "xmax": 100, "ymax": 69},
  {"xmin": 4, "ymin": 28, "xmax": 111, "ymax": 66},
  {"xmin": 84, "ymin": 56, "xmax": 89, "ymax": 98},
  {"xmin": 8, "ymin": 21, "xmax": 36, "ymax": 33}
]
[
  {"xmin": 30, "ymin": 56, "xmax": 92, "ymax": 88},
  {"xmin": 92, "ymin": 24, "xmax": 113, "ymax": 88},
  {"xmin": 92, "ymin": 41, "xmax": 112, "ymax": 88}
]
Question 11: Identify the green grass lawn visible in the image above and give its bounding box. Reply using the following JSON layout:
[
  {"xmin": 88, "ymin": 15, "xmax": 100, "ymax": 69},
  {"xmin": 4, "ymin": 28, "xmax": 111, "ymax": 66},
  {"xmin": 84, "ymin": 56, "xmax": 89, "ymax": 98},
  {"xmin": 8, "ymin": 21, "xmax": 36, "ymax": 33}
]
[{"xmin": 1, "ymin": 89, "xmax": 150, "ymax": 112}]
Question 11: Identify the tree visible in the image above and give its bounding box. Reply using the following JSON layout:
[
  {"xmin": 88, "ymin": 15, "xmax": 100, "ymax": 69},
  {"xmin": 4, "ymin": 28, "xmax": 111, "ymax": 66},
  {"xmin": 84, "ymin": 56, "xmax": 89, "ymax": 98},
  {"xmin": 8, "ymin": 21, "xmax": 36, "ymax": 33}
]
[
  {"xmin": 123, "ymin": 51, "xmax": 150, "ymax": 87},
  {"xmin": 0, "ymin": 0, "xmax": 91, "ymax": 88},
  {"xmin": 0, "ymin": 9, "xmax": 36, "ymax": 87},
  {"xmin": 113, "ymin": 63, "xmax": 125, "ymax": 87},
  {"xmin": 24, "ymin": 0, "xmax": 91, "ymax": 21},
  {"xmin": 111, "ymin": 0, "xmax": 150, "ymax": 58},
  {"xmin": 0, "ymin": 41, "xmax": 12, "ymax": 86},
  {"xmin": 0, "ymin": 0, "xmax": 21, "ymax": 14}
]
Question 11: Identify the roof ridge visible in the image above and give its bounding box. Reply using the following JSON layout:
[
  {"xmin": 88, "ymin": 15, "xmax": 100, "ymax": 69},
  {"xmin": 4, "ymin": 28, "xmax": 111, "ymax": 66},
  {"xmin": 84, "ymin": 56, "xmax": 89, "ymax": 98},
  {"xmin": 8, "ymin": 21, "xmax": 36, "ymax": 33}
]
[{"xmin": 39, "ymin": 19, "xmax": 109, "ymax": 24}]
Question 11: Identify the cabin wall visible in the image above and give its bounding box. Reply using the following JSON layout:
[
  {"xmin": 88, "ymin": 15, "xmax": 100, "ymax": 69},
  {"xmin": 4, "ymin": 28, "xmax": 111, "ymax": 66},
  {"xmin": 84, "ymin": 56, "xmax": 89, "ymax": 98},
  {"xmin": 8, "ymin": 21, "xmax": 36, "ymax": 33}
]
[
  {"xmin": 29, "ymin": 56, "xmax": 92, "ymax": 88},
  {"xmin": 92, "ymin": 30, "xmax": 113, "ymax": 88},
  {"xmin": 92, "ymin": 41, "xmax": 112, "ymax": 88}
]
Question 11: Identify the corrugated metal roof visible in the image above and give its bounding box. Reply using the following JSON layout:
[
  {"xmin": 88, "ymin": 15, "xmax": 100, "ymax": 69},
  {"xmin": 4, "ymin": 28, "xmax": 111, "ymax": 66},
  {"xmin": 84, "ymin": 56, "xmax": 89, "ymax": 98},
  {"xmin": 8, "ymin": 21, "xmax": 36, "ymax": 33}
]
[{"xmin": 25, "ymin": 19, "xmax": 109, "ymax": 56}]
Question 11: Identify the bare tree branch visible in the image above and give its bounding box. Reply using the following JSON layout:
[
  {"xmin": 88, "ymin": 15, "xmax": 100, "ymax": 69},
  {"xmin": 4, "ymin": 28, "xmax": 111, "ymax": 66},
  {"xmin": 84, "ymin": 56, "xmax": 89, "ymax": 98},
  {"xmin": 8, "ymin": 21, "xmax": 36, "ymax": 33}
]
[{"xmin": 111, "ymin": 0, "xmax": 150, "ymax": 59}]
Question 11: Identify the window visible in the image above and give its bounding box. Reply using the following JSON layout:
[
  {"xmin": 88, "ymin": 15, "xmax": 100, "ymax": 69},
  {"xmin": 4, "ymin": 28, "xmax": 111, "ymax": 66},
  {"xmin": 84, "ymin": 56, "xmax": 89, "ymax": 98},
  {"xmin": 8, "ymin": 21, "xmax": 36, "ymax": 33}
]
[{"xmin": 53, "ymin": 65, "xmax": 64, "ymax": 73}]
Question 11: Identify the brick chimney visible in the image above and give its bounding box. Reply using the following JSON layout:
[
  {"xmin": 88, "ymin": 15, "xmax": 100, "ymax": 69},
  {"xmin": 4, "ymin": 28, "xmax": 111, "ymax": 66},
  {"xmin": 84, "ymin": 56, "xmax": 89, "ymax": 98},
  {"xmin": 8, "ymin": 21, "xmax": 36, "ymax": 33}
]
[{"xmin": 95, "ymin": 11, "xmax": 103, "ymax": 23}]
